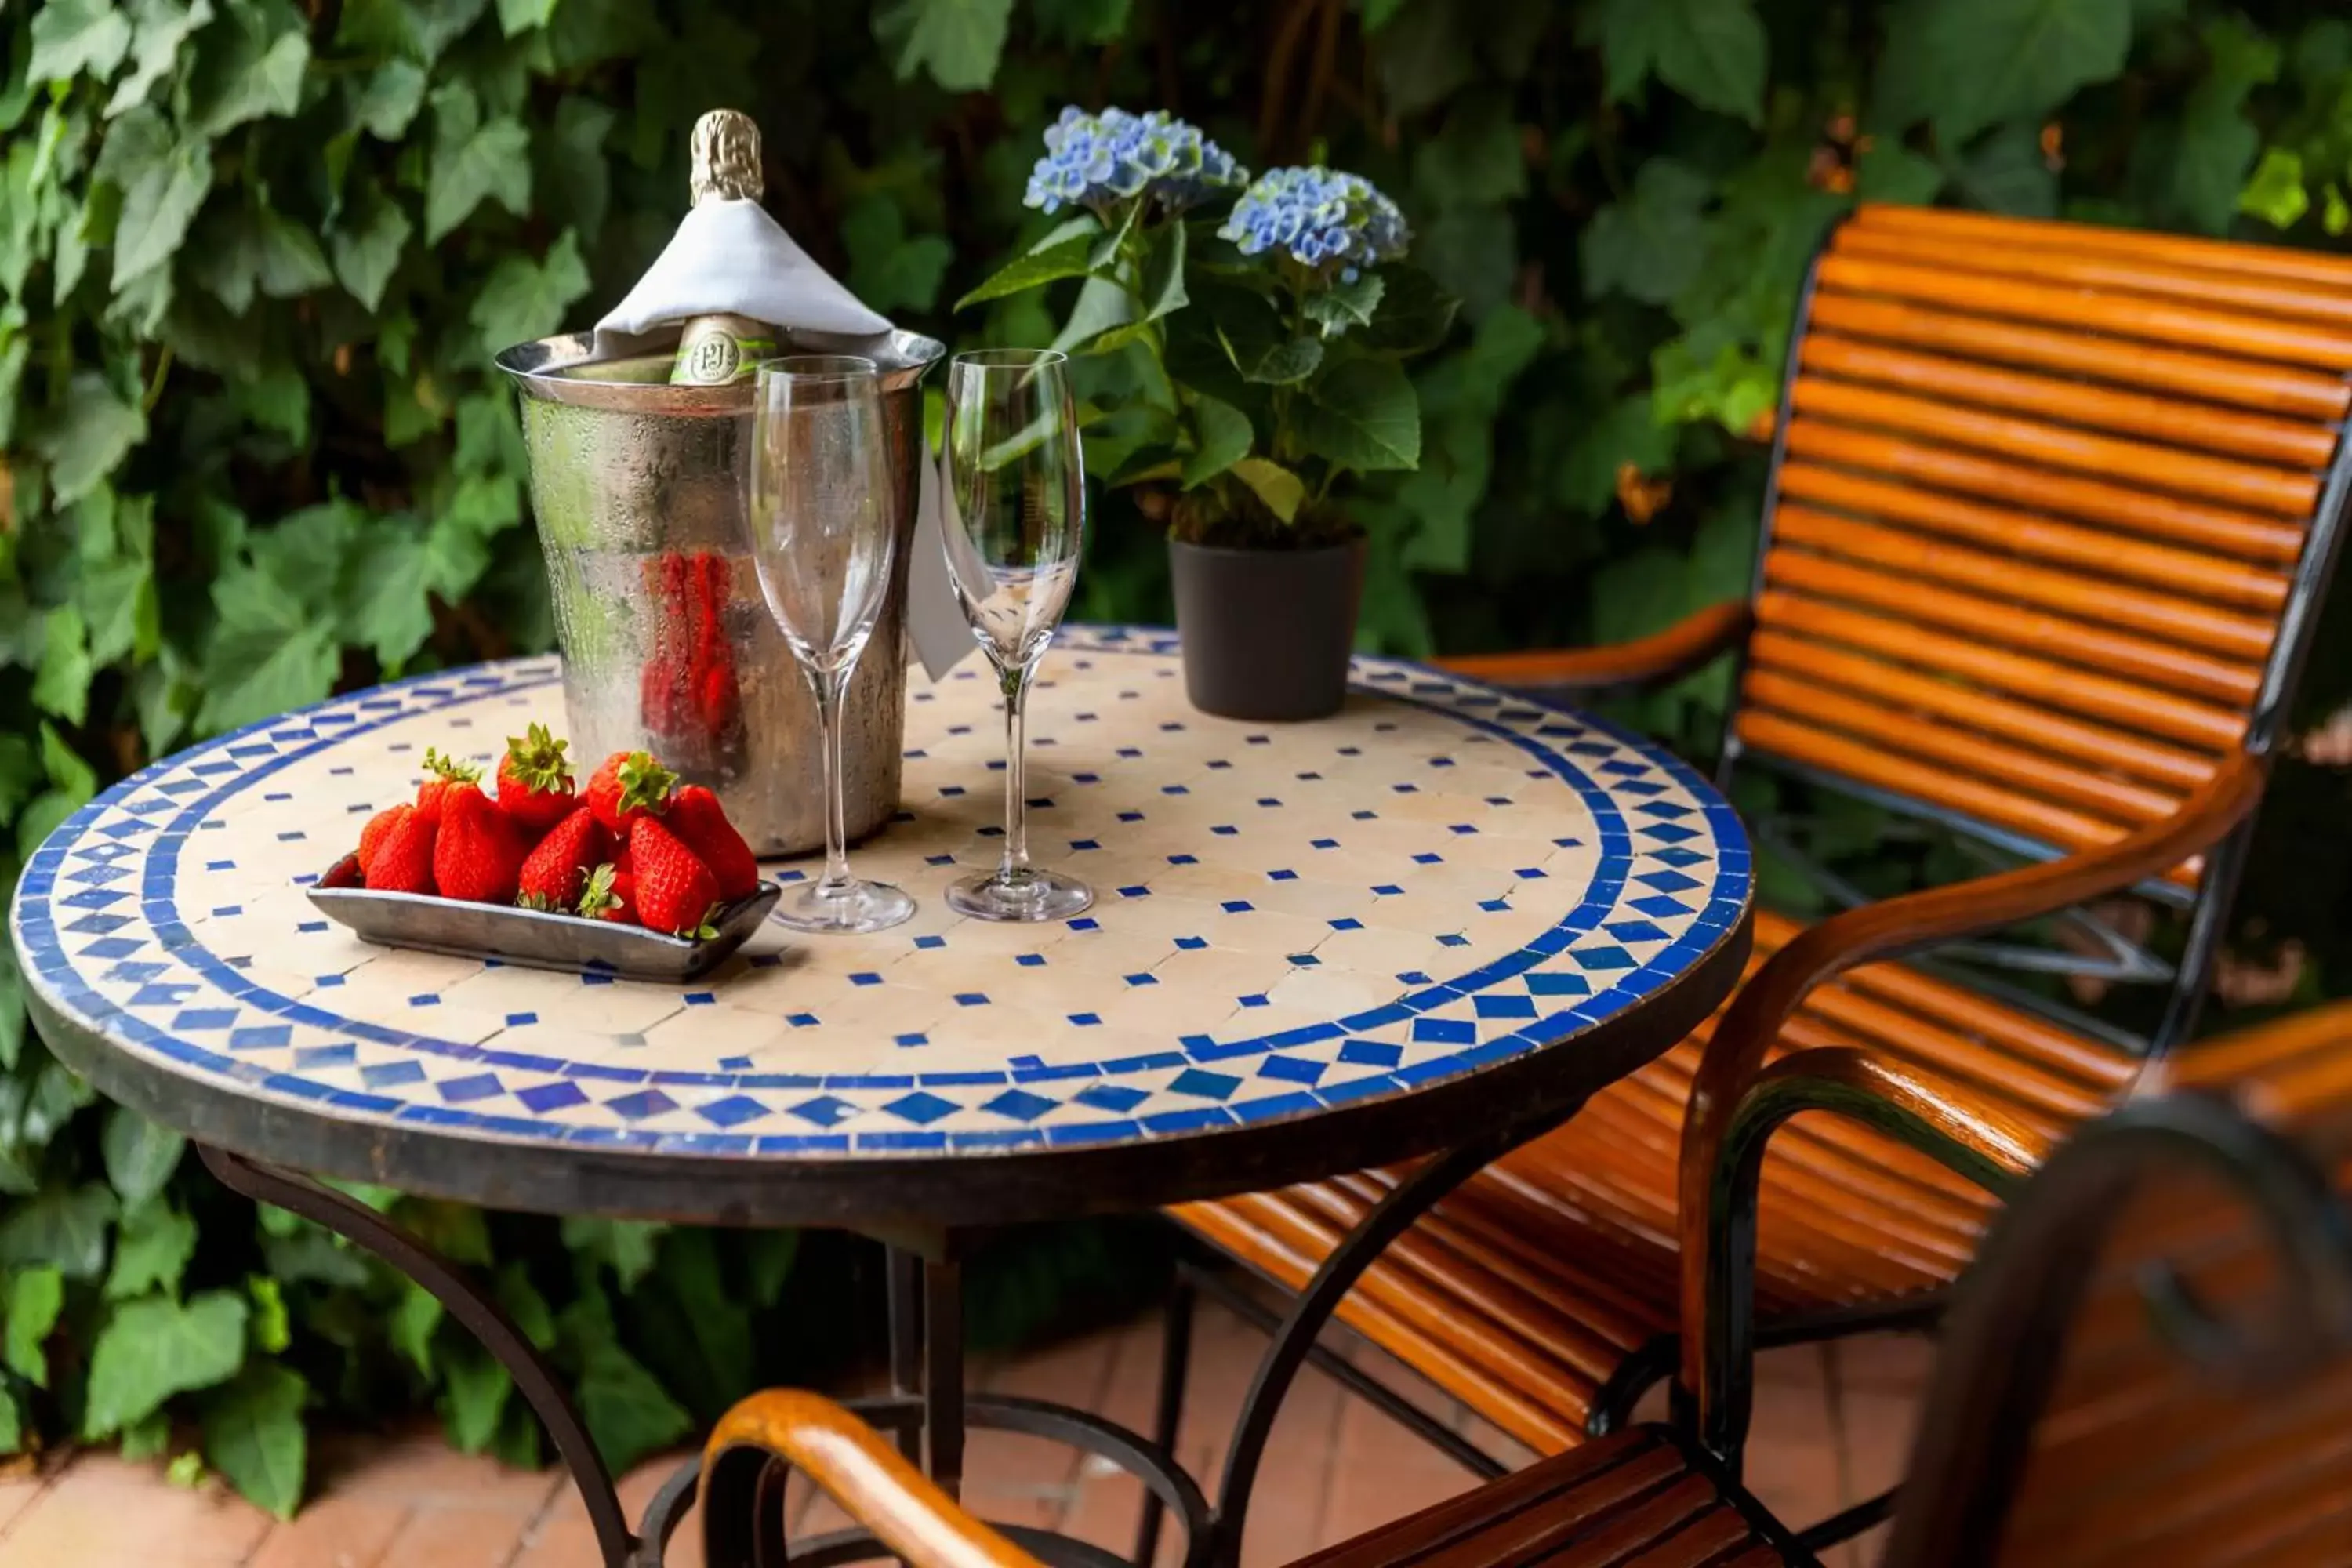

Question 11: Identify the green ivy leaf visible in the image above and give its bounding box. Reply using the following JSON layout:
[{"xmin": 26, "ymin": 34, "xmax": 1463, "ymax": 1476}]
[
  {"xmin": 0, "ymin": 1390, "xmax": 17, "ymax": 1456},
  {"xmin": 28, "ymin": 0, "xmax": 134, "ymax": 85},
  {"xmin": 102, "ymin": 1104, "xmax": 184, "ymax": 1207},
  {"xmin": 338, "ymin": 0, "xmax": 487, "ymax": 62},
  {"xmin": 5, "ymin": 1267, "xmax": 64, "ymax": 1386},
  {"xmin": 874, "ymin": 0, "xmax": 1012, "ymax": 93},
  {"xmin": 560, "ymin": 1216, "xmax": 666, "ymax": 1293},
  {"xmin": 1854, "ymin": 141, "xmax": 1946, "ymax": 205},
  {"xmin": 107, "ymin": 0, "xmax": 216, "ymax": 118},
  {"xmin": 40, "ymin": 721, "xmax": 99, "ymax": 804},
  {"xmin": 1361, "ymin": 0, "xmax": 1410, "ymax": 31},
  {"xmin": 1583, "ymin": 0, "xmax": 1766, "ymax": 125},
  {"xmin": 185, "ymin": 2, "xmax": 310, "ymax": 137},
  {"xmin": 842, "ymin": 195, "xmax": 953, "ymax": 316},
  {"xmin": 2238, "ymin": 147, "xmax": 2309, "ymax": 230},
  {"xmin": 539, "ymin": 96, "xmax": 614, "ymax": 244},
  {"xmin": 83, "ymin": 1290, "xmax": 249, "ymax": 1436},
  {"xmin": 106, "ymin": 1200, "xmax": 198, "ymax": 1300},
  {"xmin": 425, "ymin": 85, "xmax": 532, "ymax": 242},
  {"xmin": 334, "ymin": 519, "xmax": 434, "ymax": 668},
  {"xmin": 200, "ymin": 1363, "xmax": 307, "ymax": 1519},
  {"xmin": 79, "ymin": 555, "xmax": 160, "ymax": 666},
  {"xmin": 1295, "ymin": 354, "xmax": 1421, "ymax": 473},
  {"xmin": 1229, "ymin": 456, "xmax": 1305, "ymax": 523},
  {"xmin": 1181, "ymin": 394, "xmax": 1252, "ymax": 488},
  {"xmin": 575, "ymin": 1341, "xmax": 690, "ymax": 1473},
  {"xmin": 495, "ymin": 0, "xmax": 557, "ymax": 35},
  {"xmin": 2170, "ymin": 18, "xmax": 2278, "ymax": 234},
  {"xmin": 1876, "ymin": 0, "xmax": 2131, "ymax": 147},
  {"xmin": 1949, "ymin": 122, "xmax": 2060, "ymax": 217},
  {"xmin": 1581, "ymin": 158, "xmax": 1709, "ymax": 306},
  {"xmin": 195, "ymin": 560, "xmax": 339, "ymax": 733},
  {"xmin": 390, "ymin": 1279, "xmax": 442, "ymax": 1377},
  {"xmin": 0, "ymin": 947, "xmax": 24, "ymax": 1074},
  {"xmin": 956, "ymin": 220, "xmax": 1098, "ymax": 310},
  {"xmin": 327, "ymin": 188, "xmax": 410, "ymax": 313},
  {"xmin": 34, "ymin": 371, "xmax": 147, "ymax": 503},
  {"xmin": 441, "ymin": 1341, "xmax": 511, "ymax": 1451},
  {"xmin": 32, "ymin": 606, "xmax": 93, "ymax": 724},
  {"xmin": 468, "ymin": 228, "xmax": 589, "ymax": 350},
  {"xmin": 350, "ymin": 59, "xmax": 426, "ymax": 140},
  {"xmin": 1556, "ymin": 394, "xmax": 1677, "ymax": 514},
  {"xmin": 99, "ymin": 110, "xmax": 211, "ymax": 289}
]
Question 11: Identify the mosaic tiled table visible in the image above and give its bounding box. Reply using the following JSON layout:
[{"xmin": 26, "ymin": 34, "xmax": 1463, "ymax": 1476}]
[{"xmin": 10, "ymin": 626, "xmax": 1752, "ymax": 1568}]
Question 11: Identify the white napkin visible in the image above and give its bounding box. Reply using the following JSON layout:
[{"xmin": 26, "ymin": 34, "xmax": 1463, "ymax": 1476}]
[
  {"xmin": 593, "ymin": 198, "xmax": 892, "ymax": 350},
  {"xmin": 906, "ymin": 437, "xmax": 980, "ymax": 680}
]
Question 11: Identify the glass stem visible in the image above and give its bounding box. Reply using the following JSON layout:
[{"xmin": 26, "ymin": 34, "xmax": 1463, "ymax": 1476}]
[
  {"xmin": 998, "ymin": 660, "xmax": 1032, "ymax": 887},
  {"xmin": 815, "ymin": 667, "xmax": 854, "ymax": 895}
]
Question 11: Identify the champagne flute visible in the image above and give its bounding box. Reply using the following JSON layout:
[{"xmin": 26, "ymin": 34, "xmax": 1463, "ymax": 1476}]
[
  {"xmin": 939, "ymin": 349, "xmax": 1092, "ymax": 923},
  {"xmin": 745, "ymin": 355, "xmax": 914, "ymax": 934}
]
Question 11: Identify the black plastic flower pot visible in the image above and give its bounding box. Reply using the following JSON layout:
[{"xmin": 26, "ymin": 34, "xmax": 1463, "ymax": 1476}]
[{"xmin": 1167, "ymin": 535, "xmax": 1366, "ymax": 722}]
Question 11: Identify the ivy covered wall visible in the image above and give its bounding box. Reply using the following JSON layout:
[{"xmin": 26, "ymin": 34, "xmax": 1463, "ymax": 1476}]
[{"xmin": 2, "ymin": 0, "xmax": 2350, "ymax": 1515}]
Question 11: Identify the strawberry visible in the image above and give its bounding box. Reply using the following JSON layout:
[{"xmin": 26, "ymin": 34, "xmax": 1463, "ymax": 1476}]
[
  {"xmin": 496, "ymin": 723, "xmax": 576, "ymax": 834},
  {"xmin": 662, "ymin": 784, "xmax": 760, "ymax": 902},
  {"xmin": 515, "ymin": 808, "xmax": 610, "ymax": 912},
  {"xmin": 368, "ymin": 808, "xmax": 438, "ymax": 895},
  {"xmin": 584, "ymin": 750, "xmax": 677, "ymax": 834},
  {"xmin": 630, "ymin": 817, "xmax": 720, "ymax": 938},
  {"xmin": 434, "ymin": 786, "xmax": 525, "ymax": 904},
  {"xmin": 416, "ymin": 749, "xmax": 484, "ymax": 825},
  {"xmin": 578, "ymin": 862, "xmax": 639, "ymax": 924},
  {"xmin": 358, "ymin": 804, "xmax": 412, "ymax": 877}
]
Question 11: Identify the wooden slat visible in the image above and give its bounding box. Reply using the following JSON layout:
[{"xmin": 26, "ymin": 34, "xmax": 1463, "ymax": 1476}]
[
  {"xmin": 1790, "ymin": 376, "xmax": 2321, "ymax": 517},
  {"xmin": 1772, "ymin": 505, "xmax": 2278, "ymax": 662},
  {"xmin": 1748, "ymin": 626, "xmax": 2217, "ymax": 795},
  {"xmin": 1760, "ymin": 547, "xmax": 2263, "ymax": 706},
  {"xmin": 1834, "ymin": 224, "xmax": 2352, "ymax": 330},
  {"xmin": 1744, "ymin": 666, "xmax": 2184, "ymax": 827},
  {"xmin": 1814, "ymin": 253, "xmax": 2352, "ymax": 368},
  {"xmin": 1806, "ymin": 289, "xmax": 2352, "ymax": 421},
  {"xmin": 1774, "ymin": 460, "xmax": 2296, "ymax": 608},
  {"xmin": 1850, "ymin": 201, "xmax": 2352, "ymax": 289},
  {"xmin": 1797, "ymin": 331, "xmax": 2339, "ymax": 468},
  {"xmin": 1750, "ymin": 590, "xmax": 2248, "ymax": 751},
  {"xmin": 1782, "ymin": 418, "xmax": 2308, "ymax": 562}
]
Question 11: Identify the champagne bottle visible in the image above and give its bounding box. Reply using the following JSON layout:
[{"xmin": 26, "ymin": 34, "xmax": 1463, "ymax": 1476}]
[{"xmin": 669, "ymin": 111, "xmax": 782, "ymax": 387}]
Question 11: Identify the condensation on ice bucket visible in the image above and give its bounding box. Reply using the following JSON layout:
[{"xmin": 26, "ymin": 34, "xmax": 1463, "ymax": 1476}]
[{"xmin": 495, "ymin": 328, "xmax": 946, "ymax": 858}]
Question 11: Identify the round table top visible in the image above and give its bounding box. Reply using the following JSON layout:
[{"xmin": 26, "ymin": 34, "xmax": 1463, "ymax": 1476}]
[{"xmin": 12, "ymin": 627, "xmax": 1751, "ymax": 1229}]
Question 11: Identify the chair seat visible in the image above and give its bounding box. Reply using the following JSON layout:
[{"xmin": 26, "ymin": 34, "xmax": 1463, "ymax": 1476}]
[
  {"xmin": 1171, "ymin": 909, "xmax": 2141, "ymax": 1453},
  {"xmin": 1293, "ymin": 1425, "xmax": 1786, "ymax": 1568}
]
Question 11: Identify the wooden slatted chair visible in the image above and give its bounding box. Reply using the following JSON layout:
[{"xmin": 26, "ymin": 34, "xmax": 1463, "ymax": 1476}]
[
  {"xmin": 690, "ymin": 1005, "xmax": 2352, "ymax": 1568},
  {"xmin": 1160, "ymin": 203, "xmax": 2352, "ymax": 1498}
]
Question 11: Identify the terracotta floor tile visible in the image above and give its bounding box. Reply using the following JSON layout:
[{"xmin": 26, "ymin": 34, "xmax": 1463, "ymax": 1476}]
[
  {"xmin": 961, "ymin": 1334, "xmax": 1120, "ymax": 1532},
  {"xmin": 314, "ymin": 1426, "xmax": 561, "ymax": 1515},
  {"xmin": 1316, "ymin": 1385, "xmax": 1474, "ymax": 1566},
  {"xmin": 0, "ymin": 1468, "xmax": 52, "ymax": 1541},
  {"xmin": 1054, "ymin": 1314, "xmax": 1173, "ymax": 1562},
  {"xmin": 1740, "ymin": 1345, "xmax": 1842, "ymax": 1537},
  {"xmin": 375, "ymin": 1504, "xmax": 535, "ymax": 1568},
  {"xmin": 246, "ymin": 1490, "xmax": 412, "ymax": 1568},
  {"xmin": 0, "ymin": 1454, "xmax": 273, "ymax": 1567},
  {"xmin": 510, "ymin": 1449, "xmax": 702, "ymax": 1568},
  {"xmin": 1832, "ymin": 1331, "xmax": 1936, "ymax": 1394}
]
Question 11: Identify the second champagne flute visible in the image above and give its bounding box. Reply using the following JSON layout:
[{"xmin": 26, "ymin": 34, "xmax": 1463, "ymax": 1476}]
[
  {"xmin": 745, "ymin": 355, "xmax": 914, "ymax": 934},
  {"xmin": 939, "ymin": 348, "xmax": 1092, "ymax": 923}
]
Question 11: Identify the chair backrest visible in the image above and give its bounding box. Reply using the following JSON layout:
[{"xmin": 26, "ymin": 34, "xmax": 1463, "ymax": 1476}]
[
  {"xmin": 1733, "ymin": 205, "xmax": 2352, "ymax": 1046},
  {"xmin": 1882, "ymin": 1090, "xmax": 2352, "ymax": 1567}
]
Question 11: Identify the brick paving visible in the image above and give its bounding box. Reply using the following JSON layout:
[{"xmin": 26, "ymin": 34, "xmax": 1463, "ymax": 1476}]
[{"xmin": 0, "ymin": 1298, "xmax": 1926, "ymax": 1567}]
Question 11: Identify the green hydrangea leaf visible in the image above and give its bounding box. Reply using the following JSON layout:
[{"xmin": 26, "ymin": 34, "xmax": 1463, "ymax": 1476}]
[
  {"xmin": 106, "ymin": 1200, "xmax": 198, "ymax": 1300},
  {"xmin": 874, "ymin": 0, "xmax": 1012, "ymax": 93},
  {"xmin": 102, "ymin": 1105, "xmax": 184, "ymax": 1207},
  {"xmin": 351, "ymin": 59, "xmax": 426, "ymax": 139},
  {"xmin": 1581, "ymin": 158, "xmax": 1709, "ymax": 306},
  {"xmin": 1229, "ymin": 456, "xmax": 1305, "ymax": 523},
  {"xmin": 1876, "ymin": 0, "xmax": 2132, "ymax": 147},
  {"xmin": 1361, "ymin": 265, "xmax": 1459, "ymax": 355},
  {"xmin": 107, "ymin": 0, "xmax": 215, "ymax": 117},
  {"xmin": 1180, "ymin": 394, "xmax": 1252, "ymax": 488},
  {"xmin": 468, "ymin": 228, "xmax": 588, "ymax": 352},
  {"xmin": 1584, "ymin": 0, "xmax": 1766, "ymax": 125},
  {"xmin": 5, "ymin": 1266, "xmax": 64, "ymax": 1386},
  {"xmin": 28, "ymin": 0, "xmax": 134, "ymax": 85},
  {"xmin": 201, "ymin": 1363, "xmax": 307, "ymax": 1519},
  {"xmin": 956, "ymin": 223, "xmax": 1098, "ymax": 310},
  {"xmin": 1949, "ymin": 122, "xmax": 2060, "ymax": 217},
  {"xmin": 1303, "ymin": 273, "xmax": 1385, "ymax": 339},
  {"xmin": 1296, "ymin": 354, "xmax": 1421, "ymax": 474},
  {"xmin": 425, "ymin": 86, "xmax": 532, "ymax": 242}
]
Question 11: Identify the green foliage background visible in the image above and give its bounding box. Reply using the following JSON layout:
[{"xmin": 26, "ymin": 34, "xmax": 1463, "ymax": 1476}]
[{"xmin": 3, "ymin": 0, "xmax": 2351, "ymax": 1516}]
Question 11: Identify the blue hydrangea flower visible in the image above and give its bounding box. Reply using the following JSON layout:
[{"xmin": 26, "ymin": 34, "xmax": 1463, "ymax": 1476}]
[
  {"xmin": 1024, "ymin": 106, "xmax": 1247, "ymax": 215},
  {"xmin": 1218, "ymin": 166, "xmax": 1410, "ymax": 281}
]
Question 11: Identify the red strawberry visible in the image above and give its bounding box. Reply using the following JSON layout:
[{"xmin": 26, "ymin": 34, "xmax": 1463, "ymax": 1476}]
[
  {"xmin": 630, "ymin": 818, "xmax": 720, "ymax": 938},
  {"xmin": 662, "ymin": 784, "xmax": 760, "ymax": 902},
  {"xmin": 416, "ymin": 749, "xmax": 484, "ymax": 825},
  {"xmin": 369, "ymin": 809, "xmax": 438, "ymax": 895},
  {"xmin": 358, "ymin": 804, "xmax": 411, "ymax": 877},
  {"xmin": 496, "ymin": 723, "xmax": 576, "ymax": 834},
  {"xmin": 516, "ymin": 808, "xmax": 610, "ymax": 912},
  {"xmin": 578, "ymin": 862, "xmax": 639, "ymax": 924},
  {"xmin": 434, "ymin": 787, "xmax": 525, "ymax": 904},
  {"xmin": 584, "ymin": 750, "xmax": 677, "ymax": 834}
]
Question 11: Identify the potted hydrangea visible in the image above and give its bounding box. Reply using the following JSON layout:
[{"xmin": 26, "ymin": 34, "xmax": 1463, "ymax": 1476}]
[{"xmin": 960, "ymin": 107, "xmax": 1456, "ymax": 720}]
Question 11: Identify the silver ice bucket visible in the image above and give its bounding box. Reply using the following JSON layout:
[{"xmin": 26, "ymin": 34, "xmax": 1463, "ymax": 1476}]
[{"xmin": 497, "ymin": 329, "xmax": 946, "ymax": 856}]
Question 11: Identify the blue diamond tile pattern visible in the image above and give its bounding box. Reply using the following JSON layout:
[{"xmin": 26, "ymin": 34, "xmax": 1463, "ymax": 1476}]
[{"xmin": 8, "ymin": 631, "xmax": 1748, "ymax": 1157}]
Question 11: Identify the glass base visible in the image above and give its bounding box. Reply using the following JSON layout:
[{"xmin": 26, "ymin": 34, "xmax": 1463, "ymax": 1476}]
[
  {"xmin": 946, "ymin": 867, "xmax": 1094, "ymax": 924},
  {"xmin": 768, "ymin": 877, "xmax": 916, "ymax": 935}
]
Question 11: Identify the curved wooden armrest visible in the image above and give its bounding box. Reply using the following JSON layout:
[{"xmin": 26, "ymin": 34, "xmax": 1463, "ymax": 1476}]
[
  {"xmin": 1671, "ymin": 749, "xmax": 2269, "ymax": 1457},
  {"xmin": 700, "ymin": 1391, "xmax": 1040, "ymax": 1568},
  {"xmin": 1437, "ymin": 600, "xmax": 1752, "ymax": 691}
]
